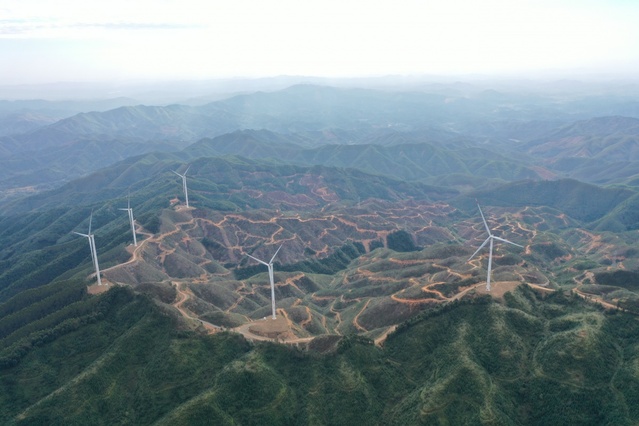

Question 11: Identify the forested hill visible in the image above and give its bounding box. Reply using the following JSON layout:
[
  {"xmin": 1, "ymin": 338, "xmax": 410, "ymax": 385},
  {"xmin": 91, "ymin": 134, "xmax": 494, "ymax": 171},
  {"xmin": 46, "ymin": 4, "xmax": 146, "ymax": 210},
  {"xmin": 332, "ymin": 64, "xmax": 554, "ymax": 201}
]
[{"xmin": 2, "ymin": 286, "xmax": 638, "ymax": 425}]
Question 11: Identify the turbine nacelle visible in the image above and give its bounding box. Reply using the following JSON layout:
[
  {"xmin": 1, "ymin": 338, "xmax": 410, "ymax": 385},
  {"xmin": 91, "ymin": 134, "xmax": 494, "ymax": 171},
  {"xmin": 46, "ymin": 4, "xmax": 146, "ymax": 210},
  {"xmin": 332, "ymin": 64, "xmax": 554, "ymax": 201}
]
[
  {"xmin": 118, "ymin": 196, "xmax": 131, "ymax": 211},
  {"xmin": 247, "ymin": 244, "xmax": 282, "ymax": 267}
]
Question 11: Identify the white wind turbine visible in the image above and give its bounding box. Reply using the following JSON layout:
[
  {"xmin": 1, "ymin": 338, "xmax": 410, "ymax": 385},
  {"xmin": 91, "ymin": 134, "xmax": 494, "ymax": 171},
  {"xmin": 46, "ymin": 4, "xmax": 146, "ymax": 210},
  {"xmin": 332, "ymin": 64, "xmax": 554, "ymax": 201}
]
[
  {"xmin": 468, "ymin": 202, "xmax": 522, "ymax": 291},
  {"xmin": 73, "ymin": 212, "xmax": 102, "ymax": 286},
  {"xmin": 173, "ymin": 165, "xmax": 191, "ymax": 208},
  {"xmin": 246, "ymin": 245, "xmax": 282, "ymax": 320},
  {"xmin": 119, "ymin": 195, "xmax": 137, "ymax": 246}
]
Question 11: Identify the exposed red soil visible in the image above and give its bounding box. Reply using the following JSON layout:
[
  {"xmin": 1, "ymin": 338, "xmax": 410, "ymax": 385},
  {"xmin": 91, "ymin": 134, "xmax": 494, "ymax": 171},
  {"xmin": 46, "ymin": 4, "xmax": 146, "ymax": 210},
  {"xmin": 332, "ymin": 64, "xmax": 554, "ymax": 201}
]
[{"xmin": 93, "ymin": 203, "xmax": 631, "ymax": 346}]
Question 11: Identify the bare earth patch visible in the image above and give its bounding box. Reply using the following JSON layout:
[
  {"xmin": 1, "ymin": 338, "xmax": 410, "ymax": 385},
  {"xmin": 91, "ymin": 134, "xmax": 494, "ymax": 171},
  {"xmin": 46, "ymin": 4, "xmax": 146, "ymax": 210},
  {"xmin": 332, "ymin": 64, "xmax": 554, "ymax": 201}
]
[
  {"xmin": 474, "ymin": 281, "xmax": 520, "ymax": 299},
  {"xmin": 87, "ymin": 282, "xmax": 114, "ymax": 295},
  {"xmin": 248, "ymin": 316, "xmax": 294, "ymax": 340}
]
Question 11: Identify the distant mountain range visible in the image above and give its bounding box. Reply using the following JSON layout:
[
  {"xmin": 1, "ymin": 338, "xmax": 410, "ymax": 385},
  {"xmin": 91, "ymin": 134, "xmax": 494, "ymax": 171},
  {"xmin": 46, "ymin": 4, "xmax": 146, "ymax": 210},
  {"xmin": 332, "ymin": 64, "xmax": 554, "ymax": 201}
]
[
  {"xmin": 0, "ymin": 98, "xmax": 140, "ymax": 136},
  {"xmin": 0, "ymin": 84, "xmax": 638, "ymax": 203}
]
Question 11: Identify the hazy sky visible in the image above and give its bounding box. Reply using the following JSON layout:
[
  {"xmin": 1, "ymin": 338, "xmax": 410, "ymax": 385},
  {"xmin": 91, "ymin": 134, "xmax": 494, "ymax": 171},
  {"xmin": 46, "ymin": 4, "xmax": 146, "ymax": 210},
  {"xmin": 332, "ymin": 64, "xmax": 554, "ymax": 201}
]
[{"xmin": 1, "ymin": 0, "xmax": 638, "ymax": 84}]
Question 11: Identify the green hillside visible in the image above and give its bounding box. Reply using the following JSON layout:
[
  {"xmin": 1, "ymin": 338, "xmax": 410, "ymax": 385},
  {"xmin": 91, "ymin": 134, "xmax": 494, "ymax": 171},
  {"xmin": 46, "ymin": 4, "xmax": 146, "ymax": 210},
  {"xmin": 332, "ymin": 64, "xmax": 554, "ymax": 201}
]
[
  {"xmin": 2, "ymin": 286, "xmax": 638, "ymax": 425},
  {"xmin": 186, "ymin": 130, "xmax": 543, "ymax": 185},
  {"xmin": 2, "ymin": 154, "xmax": 454, "ymax": 215},
  {"xmin": 461, "ymin": 179, "xmax": 635, "ymax": 224}
]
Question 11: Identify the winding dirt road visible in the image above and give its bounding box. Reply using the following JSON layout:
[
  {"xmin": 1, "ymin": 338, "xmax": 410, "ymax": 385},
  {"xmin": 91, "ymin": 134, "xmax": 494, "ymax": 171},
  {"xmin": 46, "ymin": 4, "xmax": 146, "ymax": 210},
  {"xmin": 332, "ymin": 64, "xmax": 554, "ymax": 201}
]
[{"xmin": 95, "ymin": 202, "xmax": 635, "ymax": 347}]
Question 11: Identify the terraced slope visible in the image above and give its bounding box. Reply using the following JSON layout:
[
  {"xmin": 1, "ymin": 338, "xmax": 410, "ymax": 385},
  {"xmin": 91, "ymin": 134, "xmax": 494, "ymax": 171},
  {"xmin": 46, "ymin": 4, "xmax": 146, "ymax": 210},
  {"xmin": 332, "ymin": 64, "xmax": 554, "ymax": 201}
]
[{"xmin": 100, "ymin": 199, "xmax": 628, "ymax": 343}]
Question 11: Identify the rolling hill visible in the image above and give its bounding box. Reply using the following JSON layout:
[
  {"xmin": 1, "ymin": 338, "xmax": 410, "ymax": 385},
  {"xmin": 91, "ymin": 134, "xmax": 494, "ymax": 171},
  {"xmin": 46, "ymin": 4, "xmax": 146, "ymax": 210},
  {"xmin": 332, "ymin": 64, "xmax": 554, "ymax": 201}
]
[
  {"xmin": 3, "ymin": 83, "xmax": 639, "ymax": 206},
  {"xmin": 2, "ymin": 285, "xmax": 638, "ymax": 425},
  {"xmin": 3, "ymin": 81, "xmax": 639, "ymax": 424},
  {"xmin": 185, "ymin": 129, "xmax": 546, "ymax": 186}
]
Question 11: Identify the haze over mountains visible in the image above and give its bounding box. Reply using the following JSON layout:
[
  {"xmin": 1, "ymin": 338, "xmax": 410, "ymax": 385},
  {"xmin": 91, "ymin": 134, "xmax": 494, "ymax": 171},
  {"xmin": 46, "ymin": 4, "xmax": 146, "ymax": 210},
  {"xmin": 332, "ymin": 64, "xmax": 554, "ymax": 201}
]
[
  {"xmin": 3, "ymin": 77, "xmax": 639, "ymax": 424},
  {"xmin": 2, "ymin": 80, "xmax": 639, "ymax": 203}
]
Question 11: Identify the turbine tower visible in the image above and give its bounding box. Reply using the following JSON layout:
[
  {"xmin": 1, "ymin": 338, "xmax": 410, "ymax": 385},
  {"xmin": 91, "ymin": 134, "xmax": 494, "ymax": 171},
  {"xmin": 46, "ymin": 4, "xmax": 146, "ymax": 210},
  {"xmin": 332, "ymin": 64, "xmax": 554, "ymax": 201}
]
[
  {"xmin": 119, "ymin": 195, "xmax": 137, "ymax": 246},
  {"xmin": 173, "ymin": 165, "xmax": 191, "ymax": 208},
  {"xmin": 468, "ymin": 202, "xmax": 522, "ymax": 291},
  {"xmin": 73, "ymin": 212, "xmax": 102, "ymax": 286},
  {"xmin": 247, "ymin": 245, "xmax": 282, "ymax": 320}
]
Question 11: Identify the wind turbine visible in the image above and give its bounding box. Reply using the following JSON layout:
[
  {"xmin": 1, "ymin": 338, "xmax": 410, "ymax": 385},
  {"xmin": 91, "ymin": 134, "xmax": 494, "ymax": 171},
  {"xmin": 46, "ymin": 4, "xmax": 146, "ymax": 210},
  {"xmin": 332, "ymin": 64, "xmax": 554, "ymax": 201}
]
[
  {"xmin": 246, "ymin": 245, "xmax": 282, "ymax": 320},
  {"xmin": 73, "ymin": 212, "xmax": 102, "ymax": 286},
  {"xmin": 468, "ymin": 202, "xmax": 522, "ymax": 291},
  {"xmin": 119, "ymin": 195, "xmax": 137, "ymax": 246},
  {"xmin": 173, "ymin": 165, "xmax": 191, "ymax": 208}
]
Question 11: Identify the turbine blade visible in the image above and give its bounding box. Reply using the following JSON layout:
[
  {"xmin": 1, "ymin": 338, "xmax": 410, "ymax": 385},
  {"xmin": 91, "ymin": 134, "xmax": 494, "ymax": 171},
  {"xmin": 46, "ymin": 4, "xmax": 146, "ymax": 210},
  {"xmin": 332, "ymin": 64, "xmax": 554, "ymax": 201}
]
[
  {"xmin": 88, "ymin": 211, "xmax": 93, "ymax": 235},
  {"xmin": 468, "ymin": 237, "xmax": 491, "ymax": 261},
  {"xmin": 73, "ymin": 231, "xmax": 89, "ymax": 237},
  {"xmin": 269, "ymin": 244, "xmax": 283, "ymax": 264},
  {"xmin": 184, "ymin": 165, "xmax": 191, "ymax": 176},
  {"xmin": 477, "ymin": 202, "xmax": 491, "ymax": 236},
  {"xmin": 247, "ymin": 253, "xmax": 269, "ymax": 266},
  {"xmin": 172, "ymin": 170, "xmax": 183, "ymax": 177},
  {"xmin": 492, "ymin": 236, "xmax": 524, "ymax": 248}
]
